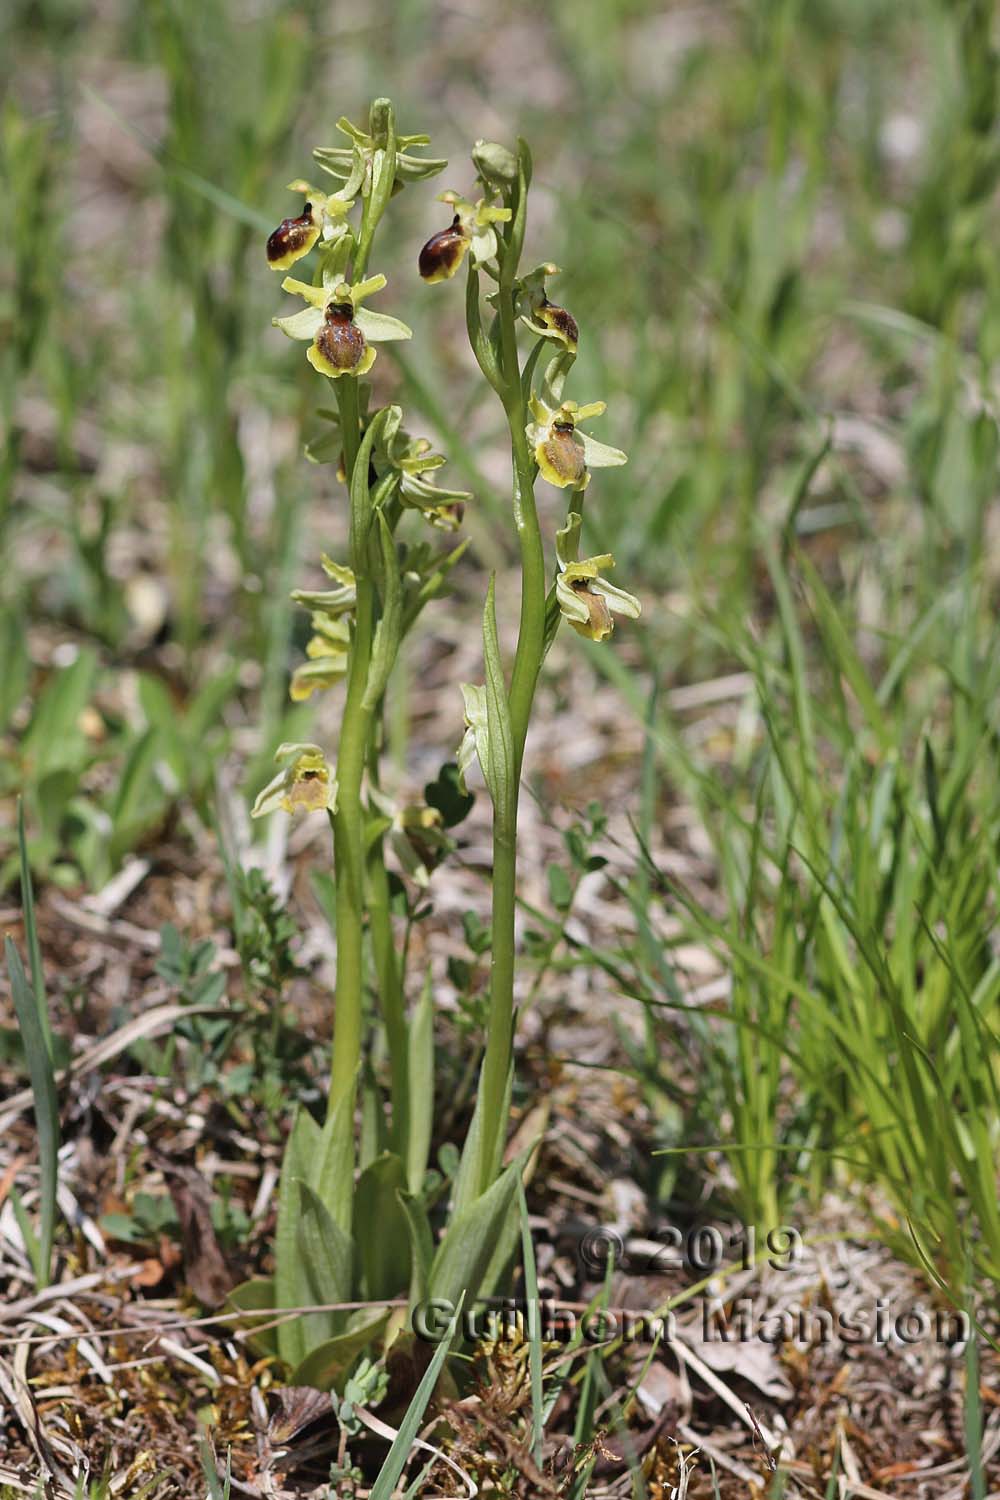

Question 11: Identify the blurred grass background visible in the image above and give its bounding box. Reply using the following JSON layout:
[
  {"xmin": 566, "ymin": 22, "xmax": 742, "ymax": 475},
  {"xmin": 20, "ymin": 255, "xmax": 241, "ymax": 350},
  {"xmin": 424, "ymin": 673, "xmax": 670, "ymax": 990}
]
[{"xmin": 3, "ymin": 0, "xmax": 1000, "ymax": 1311}]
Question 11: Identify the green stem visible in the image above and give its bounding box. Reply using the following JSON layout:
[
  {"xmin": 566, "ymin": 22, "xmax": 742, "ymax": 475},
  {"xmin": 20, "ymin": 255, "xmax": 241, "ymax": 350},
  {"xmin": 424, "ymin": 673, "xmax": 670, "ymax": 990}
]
[
  {"xmin": 500, "ymin": 313, "xmax": 548, "ymax": 766},
  {"xmin": 476, "ymin": 196, "xmax": 548, "ymax": 1192},
  {"xmin": 367, "ymin": 838, "xmax": 409, "ymax": 1152},
  {"xmin": 329, "ymin": 374, "xmax": 373, "ymax": 1115}
]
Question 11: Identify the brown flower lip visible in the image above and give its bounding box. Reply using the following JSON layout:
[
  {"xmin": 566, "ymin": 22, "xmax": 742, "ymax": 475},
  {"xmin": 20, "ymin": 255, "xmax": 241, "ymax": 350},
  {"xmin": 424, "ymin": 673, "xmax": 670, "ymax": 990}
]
[
  {"xmin": 418, "ymin": 216, "xmax": 468, "ymax": 282},
  {"xmin": 316, "ymin": 304, "xmax": 367, "ymax": 371},
  {"xmin": 570, "ymin": 578, "xmax": 613, "ymax": 637},
  {"xmin": 539, "ymin": 298, "xmax": 579, "ymax": 349},
  {"xmin": 266, "ymin": 207, "xmax": 317, "ymax": 266},
  {"xmin": 541, "ymin": 428, "xmax": 587, "ymax": 486}
]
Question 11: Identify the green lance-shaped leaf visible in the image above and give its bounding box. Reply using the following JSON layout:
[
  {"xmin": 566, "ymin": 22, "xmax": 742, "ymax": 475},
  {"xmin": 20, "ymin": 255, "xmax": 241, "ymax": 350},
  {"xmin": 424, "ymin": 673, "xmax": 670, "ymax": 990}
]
[
  {"xmin": 291, "ymin": 1310, "xmax": 391, "ymax": 1393},
  {"xmin": 466, "ymin": 263, "xmax": 501, "ymax": 393},
  {"xmin": 406, "ymin": 972, "xmax": 435, "ymax": 1196},
  {"xmin": 450, "ymin": 1058, "xmax": 513, "ymax": 1222},
  {"xmin": 482, "ymin": 574, "xmax": 515, "ymax": 827},
  {"xmin": 477, "ymin": 1129, "xmax": 545, "ymax": 1310},
  {"xmin": 6, "ymin": 937, "xmax": 59, "ymax": 1289},
  {"xmin": 225, "ymin": 1278, "xmax": 278, "ymax": 1358},
  {"xmin": 20, "ymin": 647, "xmax": 97, "ymax": 780},
  {"xmin": 398, "ymin": 1189, "xmax": 434, "ymax": 1308},
  {"xmin": 314, "ymin": 1086, "xmax": 355, "ymax": 1238},
  {"xmin": 428, "ymin": 1155, "xmax": 522, "ymax": 1313},
  {"xmin": 363, "ymin": 511, "xmax": 403, "ymax": 711},
  {"xmin": 296, "ymin": 1180, "xmax": 354, "ymax": 1349},
  {"xmin": 360, "ymin": 1055, "xmax": 387, "ymax": 1171},
  {"xmin": 350, "ymin": 405, "xmax": 399, "ymax": 568},
  {"xmin": 354, "ymin": 1152, "xmax": 410, "ymax": 1300},
  {"xmin": 274, "ymin": 1107, "xmax": 321, "ymax": 1367}
]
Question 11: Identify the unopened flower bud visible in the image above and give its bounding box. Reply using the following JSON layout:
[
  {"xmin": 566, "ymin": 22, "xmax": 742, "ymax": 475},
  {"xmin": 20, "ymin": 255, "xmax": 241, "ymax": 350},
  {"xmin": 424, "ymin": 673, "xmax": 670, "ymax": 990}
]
[
  {"xmin": 472, "ymin": 139, "xmax": 518, "ymax": 187},
  {"xmin": 369, "ymin": 97, "xmax": 393, "ymax": 145}
]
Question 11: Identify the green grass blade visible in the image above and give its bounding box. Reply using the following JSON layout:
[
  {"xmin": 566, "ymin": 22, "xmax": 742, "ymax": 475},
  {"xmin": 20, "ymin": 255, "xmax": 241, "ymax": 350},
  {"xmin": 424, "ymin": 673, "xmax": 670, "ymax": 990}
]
[
  {"xmin": 965, "ymin": 1333, "xmax": 986, "ymax": 1500},
  {"xmin": 6, "ymin": 937, "xmax": 59, "ymax": 1288},
  {"xmin": 17, "ymin": 797, "xmax": 51, "ymax": 1060},
  {"xmin": 369, "ymin": 1293, "xmax": 464, "ymax": 1500},
  {"xmin": 517, "ymin": 1179, "xmax": 544, "ymax": 1465}
]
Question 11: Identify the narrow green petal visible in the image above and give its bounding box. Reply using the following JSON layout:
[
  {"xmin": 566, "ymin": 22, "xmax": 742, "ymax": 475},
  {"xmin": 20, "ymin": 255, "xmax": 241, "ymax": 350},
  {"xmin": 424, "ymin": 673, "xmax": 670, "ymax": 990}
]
[
  {"xmin": 351, "ymin": 273, "xmax": 387, "ymax": 303},
  {"xmin": 572, "ymin": 400, "xmax": 606, "ymax": 421},
  {"xmin": 335, "ymin": 115, "xmax": 371, "ymax": 145},
  {"xmin": 555, "ymin": 512, "xmax": 583, "ymax": 568},
  {"xmin": 281, "ymin": 276, "xmax": 327, "ymax": 307}
]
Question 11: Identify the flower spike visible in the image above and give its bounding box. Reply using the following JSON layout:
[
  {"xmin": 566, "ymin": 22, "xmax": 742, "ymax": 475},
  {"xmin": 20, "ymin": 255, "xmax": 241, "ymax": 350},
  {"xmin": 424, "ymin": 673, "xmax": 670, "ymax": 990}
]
[{"xmin": 555, "ymin": 513, "xmax": 641, "ymax": 642}]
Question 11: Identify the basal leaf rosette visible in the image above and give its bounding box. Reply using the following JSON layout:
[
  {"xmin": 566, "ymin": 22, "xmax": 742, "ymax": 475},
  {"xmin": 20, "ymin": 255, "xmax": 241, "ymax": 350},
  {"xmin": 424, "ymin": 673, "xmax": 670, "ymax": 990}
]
[
  {"xmin": 555, "ymin": 513, "xmax": 640, "ymax": 642},
  {"xmin": 526, "ymin": 394, "xmax": 627, "ymax": 490},
  {"xmin": 273, "ymin": 272, "xmax": 411, "ymax": 379},
  {"xmin": 252, "ymin": 743, "xmax": 338, "ymax": 818}
]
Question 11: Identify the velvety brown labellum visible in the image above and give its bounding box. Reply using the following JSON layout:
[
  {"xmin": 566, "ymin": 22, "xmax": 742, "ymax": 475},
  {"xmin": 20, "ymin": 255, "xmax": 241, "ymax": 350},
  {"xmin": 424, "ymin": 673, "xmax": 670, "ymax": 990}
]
[
  {"xmin": 541, "ymin": 426, "xmax": 587, "ymax": 486},
  {"xmin": 571, "ymin": 578, "xmax": 613, "ymax": 637},
  {"xmin": 540, "ymin": 299, "xmax": 579, "ymax": 348},
  {"xmin": 315, "ymin": 304, "xmax": 367, "ymax": 371},
  {"xmin": 288, "ymin": 769, "xmax": 331, "ymax": 811},
  {"xmin": 266, "ymin": 208, "xmax": 317, "ymax": 265},
  {"xmin": 418, "ymin": 217, "xmax": 468, "ymax": 282}
]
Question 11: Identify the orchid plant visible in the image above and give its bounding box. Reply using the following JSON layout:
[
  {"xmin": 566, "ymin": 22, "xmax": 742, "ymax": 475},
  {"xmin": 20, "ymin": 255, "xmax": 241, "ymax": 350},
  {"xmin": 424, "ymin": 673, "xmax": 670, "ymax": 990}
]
[{"xmin": 237, "ymin": 100, "xmax": 639, "ymax": 1389}]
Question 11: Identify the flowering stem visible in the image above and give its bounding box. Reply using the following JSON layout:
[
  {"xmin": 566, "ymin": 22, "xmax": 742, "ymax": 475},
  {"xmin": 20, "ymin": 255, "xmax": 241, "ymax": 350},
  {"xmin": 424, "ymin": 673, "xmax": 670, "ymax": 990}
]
[
  {"xmin": 329, "ymin": 373, "xmax": 371, "ymax": 1115},
  {"xmin": 476, "ymin": 180, "xmax": 547, "ymax": 1193},
  {"xmin": 366, "ymin": 813, "xmax": 409, "ymax": 1153}
]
